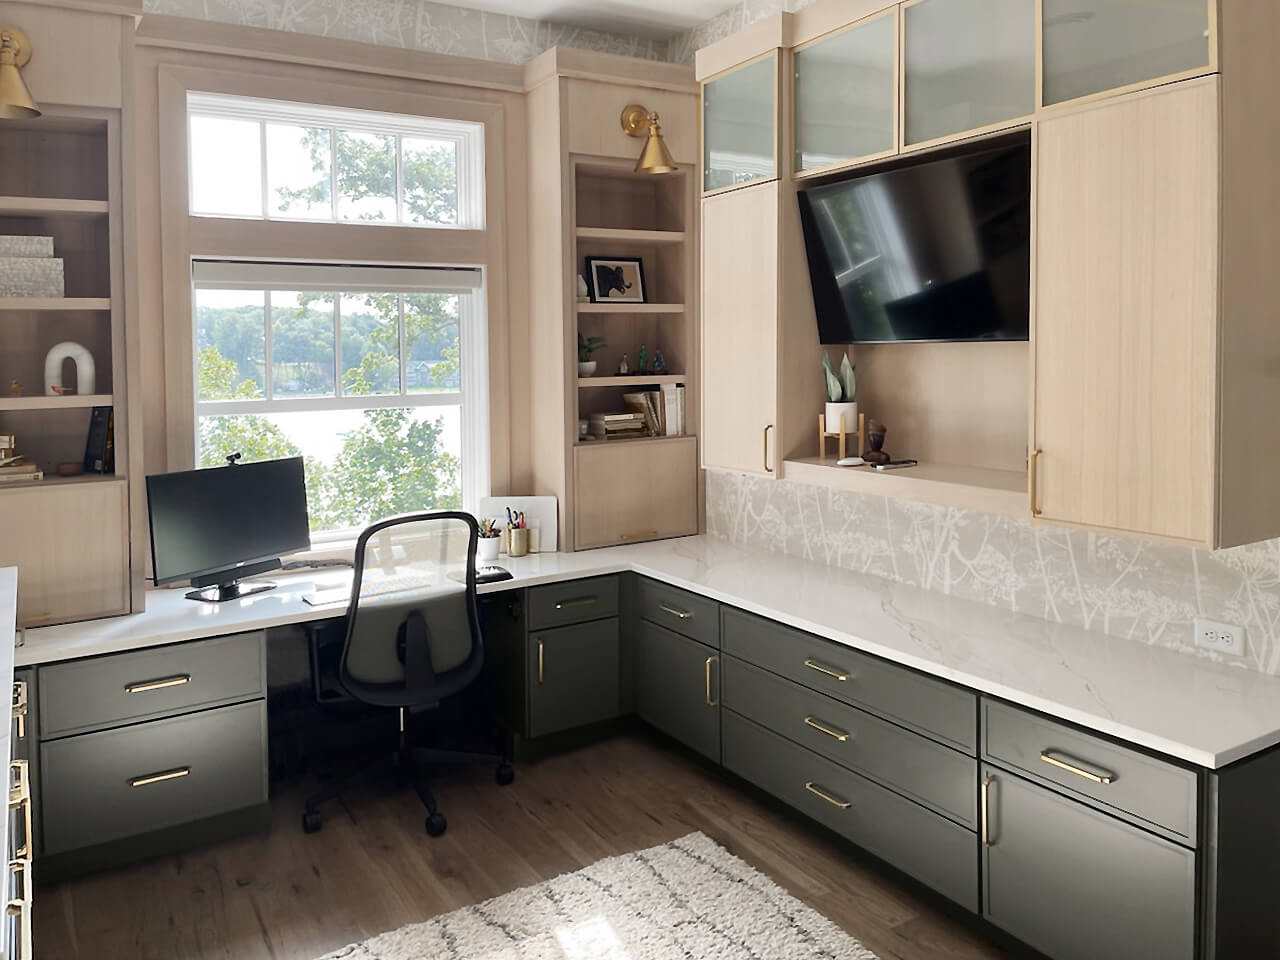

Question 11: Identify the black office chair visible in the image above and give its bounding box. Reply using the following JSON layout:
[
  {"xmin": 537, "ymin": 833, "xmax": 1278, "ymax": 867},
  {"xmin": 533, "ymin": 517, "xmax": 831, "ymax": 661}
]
[{"xmin": 302, "ymin": 511, "xmax": 513, "ymax": 837}]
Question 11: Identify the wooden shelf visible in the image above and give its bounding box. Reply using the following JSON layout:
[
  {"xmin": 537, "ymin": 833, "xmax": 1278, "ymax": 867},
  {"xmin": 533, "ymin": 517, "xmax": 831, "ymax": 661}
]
[
  {"xmin": 0, "ymin": 473, "xmax": 124, "ymax": 492},
  {"xmin": 782, "ymin": 457, "xmax": 1028, "ymax": 517},
  {"xmin": 576, "ymin": 433, "xmax": 695, "ymax": 448},
  {"xmin": 577, "ymin": 302, "xmax": 685, "ymax": 314},
  {"xmin": 578, "ymin": 374, "xmax": 686, "ymax": 388},
  {"xmin": 0, "ymin": 394, "xmax": 112, "ymax": 411},
  {"xmin": 575, "ymin": 226, "xmax": 686, "ymax": 245},
  {"xmin": 0, "ymin": 298, "xmax": 111, "ymax": 312},
  {"xmin": 0, "ymin": 197, "xmax": 109, "ymax": 218}
]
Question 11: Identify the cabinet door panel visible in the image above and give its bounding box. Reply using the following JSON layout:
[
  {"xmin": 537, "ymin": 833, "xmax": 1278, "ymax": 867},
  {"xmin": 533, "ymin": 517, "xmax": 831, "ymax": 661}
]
[
  {"xmin": 700, "ymin": 182, "xmax": 778, "ymax": 475},
  {"xmin": 703, "ymin": 53, "xmax": 777, "ymax": 193},
  {"xmin": 1042, "ymin": 0, "xmax": 1212, "ymax": 106},
  {"xmin": 983, "ymin": 767, "xmax": 1195, "ymax": 960},
  {"xmin": 1034, "ymin": 80, "xmax": 1218, "ymax": 542},
  {"xmin": 527, "ymin": 619, "xmax": 620, "ymax": 738},
  {"xmin": 574, "ymin": 437, "xmax": 697, "ymax": 549},
  {"xmin": 636, "ymin": 621, "xmax": 719, "ymax": 762}
]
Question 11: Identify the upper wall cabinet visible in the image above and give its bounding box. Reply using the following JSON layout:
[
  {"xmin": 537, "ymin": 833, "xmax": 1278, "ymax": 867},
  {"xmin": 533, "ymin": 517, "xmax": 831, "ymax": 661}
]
[
  {"xmin": 793, "ymin": 9, "xmax": 897, "ymax": 175},
  {"xmin": 903, "ymin": 0, "xmax": 1036, "ymax": 146},
  {"xmin": 1041, "ymin": 0, "xmax": 1213, "ymax": 107},
  {"xmin": 703, "ymin": 53, "xmax": 778, "ymax": 193}
]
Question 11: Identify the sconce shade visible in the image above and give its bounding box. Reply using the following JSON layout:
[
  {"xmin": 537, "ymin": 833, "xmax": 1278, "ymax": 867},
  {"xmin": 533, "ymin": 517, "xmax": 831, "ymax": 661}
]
[
  {"xmin": 0, "ymin": 28, "xmax": 39, "ymax": 120},
  {"xmin": 620, "ymin": 103, "xmax": 677, "ymax": 175}
]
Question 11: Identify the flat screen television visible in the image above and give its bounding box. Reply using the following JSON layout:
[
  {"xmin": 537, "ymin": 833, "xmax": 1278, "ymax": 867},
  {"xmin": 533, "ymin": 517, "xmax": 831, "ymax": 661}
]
[{"xmin": 797, "ymin": 137, "xmax": 1031, "ymax": 344}]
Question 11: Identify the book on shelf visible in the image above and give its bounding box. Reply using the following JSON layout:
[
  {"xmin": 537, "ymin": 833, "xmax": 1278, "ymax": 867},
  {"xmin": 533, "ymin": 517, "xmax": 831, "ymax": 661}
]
[
  {"xmin": 660, "ymin": 383, "xmax": 687, "ymax": 437},
  {"xmin": 621, "ymin": 391, "xmax": 661, "ymax": 436},
  {"xmin": 0, "ymin": 463, "xmax": 43, "ymax": 484},
  {"xmin": 588, "ymin": 412, "xmax": 646, "ymax": 438},
  {"xmin": 84, "ymin": 405, "xmax": 114, "ymax": 474}
]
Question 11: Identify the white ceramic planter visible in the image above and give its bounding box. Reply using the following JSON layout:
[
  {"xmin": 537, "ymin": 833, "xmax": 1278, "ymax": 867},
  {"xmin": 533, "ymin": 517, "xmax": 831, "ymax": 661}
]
[
  {"xmin": 824, "ymin": 401, "xmax": 858, "ymax": 435},
  {"xmin": 578, "ymin": 360, "xmax": 598, "ymax": 377},
  {"xmin": 477, "ymin": 537, "xmax": 500, "ymax": 563}
]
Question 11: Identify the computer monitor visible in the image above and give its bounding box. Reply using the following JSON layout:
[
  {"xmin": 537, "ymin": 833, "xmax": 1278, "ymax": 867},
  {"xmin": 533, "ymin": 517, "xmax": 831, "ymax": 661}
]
[{"xmin": 146, "ymin": 456, "xmax": 312, "ymax": 602}]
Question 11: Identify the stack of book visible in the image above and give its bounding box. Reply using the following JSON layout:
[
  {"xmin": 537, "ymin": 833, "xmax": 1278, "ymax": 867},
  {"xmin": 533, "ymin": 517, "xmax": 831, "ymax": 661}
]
[
  {"xmin": 622, "ymin": 383, "xmax": 686, "ymax": 437},
  {"xmin": 588, "ymin": 412, "xmax": 647, "ymax": 440},
  {"xmin": 0, "ymin": 433, "xmax": 44, "ymax": 484}
]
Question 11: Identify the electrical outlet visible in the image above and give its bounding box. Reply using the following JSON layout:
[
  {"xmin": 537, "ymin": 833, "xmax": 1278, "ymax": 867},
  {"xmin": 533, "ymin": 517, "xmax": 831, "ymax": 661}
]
[{"xmin": 1195, "ymin": 618, "xmax": 1247, "ymax": 656}]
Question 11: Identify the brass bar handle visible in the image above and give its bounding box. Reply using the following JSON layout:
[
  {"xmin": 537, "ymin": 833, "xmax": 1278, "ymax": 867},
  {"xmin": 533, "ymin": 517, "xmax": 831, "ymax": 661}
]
[
  {"xmin": 1029, "ymin": 448, "xmax": 1042, "ymax": 517},
  {"xmin": 804, "ymin": 781, "xmax": 851, "ymax": 810},
  {"xmin": 554, "ymin": 596, "xmax": 598, "ymax": 611},
  {"xmin": 10, "ymin": 681, "xmax": 26, "ymax": 741},
  {"xmin": 803, "ymin": 658, "xmax": 850, "ymax": 682},
  {"xmin": 126, "ymin": 674, "xmax": 191, "ymax": 694},
  {"xmin": 705, "ymin": 656, "xmax": 718, "ymax": 707},
  {"xmin": 537, "ymin": 639, "xmax": 545, "ymax": 685},
  {"xmin": 620, "ymin": 530, "xmax": 659, "ymax": 541},
  {"xmin": 129, "ymin": 766, "xmax": 191, "ymax": 788},
  {"xmin": 981, "ymin": 774, "xmax": 993, "ymax": 846},
  {"xmin": 7, "ymin": 858, "xmax": 31, "ymax": 960},
  {"xmin": 803, "ymin": 716, "xmax": 850, "ymax": 743},
  {"xmin": 1040, "ymin": 750, "xmax": 1115, "ymax": 785},
  {"xmin": 763, "ymin": 424, "xmax": 774, "ymax": 473},
  {"xmin": 9, "ymin": 762, "xmax": 30, "ymax": 861},
  {"xmin": 658, "ymin": 603, "xmax": 692, "ymax": 620}
]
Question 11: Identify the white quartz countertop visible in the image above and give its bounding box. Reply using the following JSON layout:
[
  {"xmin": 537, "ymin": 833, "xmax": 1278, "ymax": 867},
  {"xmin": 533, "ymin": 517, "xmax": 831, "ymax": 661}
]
[{"xmin": 20, "ymin": 538, "xmax": 1280, "ymax": 769}]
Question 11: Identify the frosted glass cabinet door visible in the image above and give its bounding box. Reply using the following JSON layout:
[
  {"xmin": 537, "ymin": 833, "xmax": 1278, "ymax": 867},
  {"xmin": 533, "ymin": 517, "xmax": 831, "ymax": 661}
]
[
  {"xmin": 1042, "ymin": 0, "xmax": 1212, "ymax": 106},
  {"xmin": 903, "ymin": 0, "xmax": 1036, "ymax": 146},
  {"xmin": 703, "ymin": 53, "xmax": 777, "ymax": 192},
  {"xmin": 794, "ymin": 11, "xmax": 896, "ymax": 173}
]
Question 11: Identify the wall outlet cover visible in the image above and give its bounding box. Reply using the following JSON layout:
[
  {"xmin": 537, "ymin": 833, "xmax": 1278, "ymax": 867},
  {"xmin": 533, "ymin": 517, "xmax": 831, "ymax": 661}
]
[{"xmin": 1195, "ymin": 618, "xmax": 1247, "ymax": 657}]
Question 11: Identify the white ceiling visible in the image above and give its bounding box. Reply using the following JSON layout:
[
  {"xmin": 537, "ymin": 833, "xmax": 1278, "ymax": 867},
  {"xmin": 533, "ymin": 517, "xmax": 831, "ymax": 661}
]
[{"xmin": 456, "ymin": 0, "xmax": 731, "ymax": 39}]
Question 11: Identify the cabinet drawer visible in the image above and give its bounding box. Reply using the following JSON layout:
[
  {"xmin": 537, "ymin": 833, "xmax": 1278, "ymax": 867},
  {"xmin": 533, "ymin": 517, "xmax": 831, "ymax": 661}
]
[
  {"xmin": 724, "ymin": 711, "xmax": 978, "ymax": 912},
  {"xmin": 527, "ymin": 576, "xmax": 619, "ymax": 631},
  {"xmin": 528, "ymin": 619, "xmax": 621, "ymax": 738},
  {"xmin": 723, "ymin": 656, "xmax": 976, "ymax": 828},
  {"xmin": 982, "ymin": 699, "xmax": 1197, "ymax": 842},
  {"xmin": 983, "ymin": 766, "xmax": 1195, "ymax": 960},
  {"xmin": 636, "ymin": 621, "xmax": 720, "ymax": 762},
  {"xmin": 721, "ymin": 607, "xmax": 976, "ymax": 753},
  {"xmin": 41, "ymin": 700, "xmax": 268, "ymax": 854},
  {"xmin": 39, "ymin": 632, "xmax": 267, "ymax": 738},
  {"xmin": 637, "ymin": 577, "xmax": 719, "ymax": 649}
]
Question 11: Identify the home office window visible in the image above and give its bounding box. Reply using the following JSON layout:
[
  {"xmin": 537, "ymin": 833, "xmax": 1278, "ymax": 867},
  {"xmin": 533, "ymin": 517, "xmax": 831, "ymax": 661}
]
[
  {"xmin": 193, "ymin": 261, "xmax": 489, "ymax": 536},
  {"xmin": 187, "ymin": 93, "xmax": 485, "ymax": 228}
]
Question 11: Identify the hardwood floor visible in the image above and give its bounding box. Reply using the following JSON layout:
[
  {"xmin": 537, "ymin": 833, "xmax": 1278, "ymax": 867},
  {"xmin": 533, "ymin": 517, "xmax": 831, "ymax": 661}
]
[{"xmin": 34, "ymin": 731, "xmax": 1007, "ymax": 959}]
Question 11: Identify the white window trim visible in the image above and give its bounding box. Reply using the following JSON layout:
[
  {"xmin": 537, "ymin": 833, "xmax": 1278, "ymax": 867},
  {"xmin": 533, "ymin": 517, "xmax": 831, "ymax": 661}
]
[
  {"xmin": 192, "ymin": 259, "xmax": 490, "ymax": 529},
  {"xmin": 187, "ymin": 91, "xmax": 486, "ymax": 229}
]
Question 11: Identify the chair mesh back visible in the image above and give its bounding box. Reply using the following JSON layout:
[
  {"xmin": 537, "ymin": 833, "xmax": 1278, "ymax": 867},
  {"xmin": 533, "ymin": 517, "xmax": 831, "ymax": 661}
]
[{"xmin": 340, "ymin": 512, "xmax": 481, "ymax": 706}]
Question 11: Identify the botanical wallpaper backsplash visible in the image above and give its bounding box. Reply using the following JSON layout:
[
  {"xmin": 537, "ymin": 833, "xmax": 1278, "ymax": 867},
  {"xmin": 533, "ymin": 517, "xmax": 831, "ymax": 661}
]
[
  {"xmin": 706, "ymin": 470, "xmax": 1280, "ymax": 676},
  {"xmin": 669, "ymin": 0, "xmax": 820, "ymax": 64}
]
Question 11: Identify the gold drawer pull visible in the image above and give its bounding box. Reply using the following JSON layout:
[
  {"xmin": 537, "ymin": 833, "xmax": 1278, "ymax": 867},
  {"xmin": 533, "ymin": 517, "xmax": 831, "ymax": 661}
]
[
  {"xmin": 803, "ymin": 659, "xmax": 850, "ymax": 682},
  {"xmin": 803, "ymin": 716, "xmax": 850, "ymax": 742},
  {"xmin": 658, "ymin": 603, "xmax": 692, "ymax": 620},
  {"xmin": 705, "ymin": 656, "xmax": 718, "ymax": 707},
  {"xmin": 130, "ymin": 766, "xmax": 191, "ymax": 788},
  {"xmin": 10, "ymin": 681, "xmax": 26, "ymax": 741},
  {"xmin": 7, "ymin": 857, "xmax": 31, "ymax": 960},
  {"xmin": 1040, "ymin": 750, "xmax": 1115, "ymax": 785},
  {"xmin": 9, "ymin": 762, "xmax": 30, "ymax": 861},
  {"xmin": 804, "ymin": 781, "xmax": 851, "ymax": 810},
  {"xmin": 537, "ymin": 639, "xmax": 545, "ymax": 685},
  {"xmin": 126, "ymin": 674, "xmax": 191, "ymax": 694},
  {"xmin": 620, "ymin": 530, "xmax": 659, "ymax": 541},
  {"xmin": 981, "ymin": 774, "xmax": 994, "ymax": 846},
  {"xmin": 554, "ymin": 596, "xmax": 598, "ymax": 611}
]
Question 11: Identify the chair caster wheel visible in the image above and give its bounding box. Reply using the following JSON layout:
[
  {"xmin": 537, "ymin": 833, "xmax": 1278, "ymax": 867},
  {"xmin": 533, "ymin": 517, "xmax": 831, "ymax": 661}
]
[
  {"xmin": 425, "ymin": 812, "xmax": 448, "ymax": 837},
  {"xmin": 302, "ymin": 811, "xmax": 322, "ymax": 834},
  {"xmin": 495, "ymin": 762, "xmax": 515, "ymax": 786}
]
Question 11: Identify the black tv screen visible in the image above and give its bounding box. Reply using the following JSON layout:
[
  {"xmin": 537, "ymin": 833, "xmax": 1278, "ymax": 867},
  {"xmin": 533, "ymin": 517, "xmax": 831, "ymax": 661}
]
[{"xmin": 798, "ymin": 138, "xmax": 1031, "ymax": 344}]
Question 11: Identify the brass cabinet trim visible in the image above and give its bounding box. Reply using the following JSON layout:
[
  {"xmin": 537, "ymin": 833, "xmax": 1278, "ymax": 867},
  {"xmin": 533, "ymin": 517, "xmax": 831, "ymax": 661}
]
[
  {"xmin": 803, "ymin": 658, "xmax": 850, "ymax": 682},
  {"xmin": 803, "ymin": 715, "xmax": 851, "ymax": 743},
  {"xmin": 659, "ymin": 602, "xmax": 692, "ymax": 620},
  {"xmin": 1029, "ymin": 448, "xmax": 1042, "ymax": 517},
  {"xmin": 620, "ymin": 530, "xmax": 660, "ymax": 541},
  {"xmin": 10, "ymin": 681, "xmax": 25, "ymax": 741},
  {"xmin": 125, "ymin": 674, "xmax": 192, "ymax": 694},
  {"xmin": 764, "ymin": 424, "xmax": 775, "ymax": 473},
  {"xmin": 553, "ymin": 596, "xmax": 599, "ymax": 611},
  {"xmin": 129, "ymin": 766, "xmax": 192, "ymax": 788},
  {"xmin": 804, "ymin": 780, "xmax": 852, "ymax": 810},
  {"xmin": 705, "ymin": 655, "xmax": 719, "ymax": 707},
  {"xmin": 1040, "ymin": 750, "xmax": 1115, "ymax": 785},
  {"xmin": 8, "ymin": 761, "xmax": 30, "ymax": 861},
  {"xmin": 981, "ymin": 774, "xmax": 993, "ymax": 846},
  {"xmin": 537, "ymin": 639, "xmax": 545, "ymax": 685}
]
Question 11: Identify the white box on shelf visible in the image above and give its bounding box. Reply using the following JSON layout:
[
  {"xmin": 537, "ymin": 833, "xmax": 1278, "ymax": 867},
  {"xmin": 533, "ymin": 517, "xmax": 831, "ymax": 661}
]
[
  {"xmin": 0, "ymin": 236, "xmax": 54, "ymax": 258},
  {"xmin": 0, "ymin": 257, "xmax": 64, "ymax": 297}
]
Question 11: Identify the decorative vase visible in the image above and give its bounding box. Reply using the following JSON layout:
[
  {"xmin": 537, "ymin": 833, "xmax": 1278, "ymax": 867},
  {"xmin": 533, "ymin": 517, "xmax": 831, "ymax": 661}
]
[
  {"xmin": 477, "ymin": 537, "xmax": 500, "ymax": 563},
  {"xmin": 824, "ymin": 401, "xmax": 858, "ymax": 435},
  {"xmin": 578, "ymin": 360, "xmax": 597, "ymax": 377},
  {"xmin": 576, "ymin": 274, "xmax": 590, "ymax": 302}
]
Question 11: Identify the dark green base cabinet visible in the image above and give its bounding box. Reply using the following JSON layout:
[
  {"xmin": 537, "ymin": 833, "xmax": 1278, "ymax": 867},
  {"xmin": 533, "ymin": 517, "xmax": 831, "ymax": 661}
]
[
  {"xmin": 528, "ymin": 619, "xmax": 620, "ymax": 738},
  {"xmin": 635, "ymin": 620, "xmax": 719, "ymax": 762}
]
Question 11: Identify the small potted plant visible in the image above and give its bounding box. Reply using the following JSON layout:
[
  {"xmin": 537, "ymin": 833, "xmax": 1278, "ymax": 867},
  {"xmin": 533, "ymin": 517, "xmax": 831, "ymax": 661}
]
[
  {"xmin": 578, "ymin": 332, "xmax": 605, "ymax": 377},
  {"xmin": 823, "ymin": 351, "xmax": 858, "ymax": 435},
  {"xmin": 477, "ymin": 518, "xmax": 501, "ymax": 563}
]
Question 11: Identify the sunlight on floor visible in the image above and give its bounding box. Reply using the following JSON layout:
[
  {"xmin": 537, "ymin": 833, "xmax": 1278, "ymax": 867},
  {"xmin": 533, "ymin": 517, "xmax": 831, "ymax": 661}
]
[{"xmin": 553, "ymin": 914, "xmax": 631, "ymax": 960}]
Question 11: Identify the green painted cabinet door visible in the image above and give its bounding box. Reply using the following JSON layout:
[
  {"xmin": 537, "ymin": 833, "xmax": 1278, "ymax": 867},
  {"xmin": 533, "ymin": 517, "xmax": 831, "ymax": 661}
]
[
  {"xmin": 635, "ymin": 620, "xmax": 720, "ymax": 762},
  {"xmin": 982, "ymin": 765, "xmax": 1195, "ymax": 960},
  {"xmin": 527, "ymin": 619, "xmax": 621, "ymax": 738}
]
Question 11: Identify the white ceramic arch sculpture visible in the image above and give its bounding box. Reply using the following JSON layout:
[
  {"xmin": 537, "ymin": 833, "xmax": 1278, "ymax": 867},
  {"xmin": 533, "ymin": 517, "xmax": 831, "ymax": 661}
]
[{"xmin": 44, "ymin": 341, "xmax": 96, "ymax": 396}]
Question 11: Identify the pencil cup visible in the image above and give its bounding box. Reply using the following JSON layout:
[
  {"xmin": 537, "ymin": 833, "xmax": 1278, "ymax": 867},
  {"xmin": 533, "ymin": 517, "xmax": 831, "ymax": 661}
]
[
  {"xmin": 499, "ymin": 528, "xmax": 510, "ymax": 555},
  {"xmin": 509, "ymin": 528, "xmax": 529, "ymax": 558},
  {"xmin": 528, "ymin": 525, "xmax": 541, "ymax": 553}
]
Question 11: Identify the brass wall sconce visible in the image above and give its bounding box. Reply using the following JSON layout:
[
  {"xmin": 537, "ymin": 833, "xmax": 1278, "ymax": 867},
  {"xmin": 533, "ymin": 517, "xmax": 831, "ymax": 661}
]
[
  {"xmin": 621, "ymin": 103, "xmax": 676, "ymax": 175},
  {"xmin": 0, "ymin": 27, "xmax": 40, "ymax": 120}
]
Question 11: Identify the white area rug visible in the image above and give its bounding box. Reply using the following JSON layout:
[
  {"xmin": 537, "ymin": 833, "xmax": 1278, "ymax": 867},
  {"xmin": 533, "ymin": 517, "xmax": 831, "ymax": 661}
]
[{"xmin": 318, "ymin": 831, "xmax": 878, "ymax": 959}]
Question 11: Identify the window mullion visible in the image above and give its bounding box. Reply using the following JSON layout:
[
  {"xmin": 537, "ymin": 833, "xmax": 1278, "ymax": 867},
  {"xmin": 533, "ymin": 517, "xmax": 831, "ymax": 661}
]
[
  {"xmin": 334, "ymin": 291, "xmax": 343, "ymax": 398},
  {"xmin": 259, "ymin": 121, "xmax": 269, "ymax": 220},
  {"xmin": 263, "ymin": 290, "xmax": 273, "ymax": 400},
  {"xmin": 395, "ymin": 135, "xmax": 404, "ymax": 225},
  {"xmin": 329, "ymin": 126, "xmax": 339, "ymax": 222},
  {"xmin": 398, "ymin": 295, "xmax": 408, "ymax": 397}
]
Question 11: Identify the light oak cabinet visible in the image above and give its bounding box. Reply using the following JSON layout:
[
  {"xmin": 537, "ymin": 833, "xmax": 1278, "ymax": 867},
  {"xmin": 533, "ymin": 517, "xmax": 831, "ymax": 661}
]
[
  {"xmin": 700, "ymin": 182, "xmax": 779, "ymax": 476},
  {"xmin": 702, "ymin": 52, "xmax": 778, "ymax": 193},
  {"xmin": 573, "ymin": 437, "xmax": 698, "ymax": 549}
]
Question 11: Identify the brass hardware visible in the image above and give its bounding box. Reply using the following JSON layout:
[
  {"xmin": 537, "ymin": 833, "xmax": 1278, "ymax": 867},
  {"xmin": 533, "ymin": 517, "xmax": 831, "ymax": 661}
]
[
  {"xmin": 9, "ymin": 762, "xmax": 29, "ymax": 860},
  {"xmin": 620, "ymin": 530, "xmax": 659, "ymax": 541},
  {"xmin": 126, "ymin": 674, "xmax": 191, "ymax": 694},
  {"xmin": 129, "ymin": 766, "xmax": 191, "ymax": 788},
  {"xmin": 1040, "ymin": 751, "xmax": 1115, "ymax": 785},
  {"xmin": 554, "ymin": 596, "xmax": 598, "ymax": 611},
  {"xmin": 621, "ymin": 103, "xmax": 677, "ymax": 175},
  {"xmin": 10, "ymin": 680, "xmax": 25, "ymax": 741},
  {"xmin": 705, "ymin": 656, "xmax": 718, "ymax": 707},
  {"xmin": 803, "ymin": 658, "xmax": 850, "ymax": 682},
  {"xmin": 803, "ymin": 716, "xmax": 850, "ymax": 742},
  {"xmin": 763, "ymin": 424, "xmax": 774, "ymax": 473},
  {"xmin": 1029, "ymin": 448, "xmax": 1042, "ymax": 517},
  {"xmin": 0, "ymin": 28, "xmax": 39, "ymax": 120},
  {"xmin": 7, "ymin": 857, "xmax": 31, "ymax": 959},
  {"xmin": 537, "ymin": 639, "xmax": 545, "ymax": 685},
  {"xmin": 804, "ymin": 781, "xmax": 851, "ymax": 810},
  {"xmin": 981, "ymin": 774, "xmax": 993, "ymax": 846},
  {"xmin": 658, "ymin": 603, "xmax": 691, "ymax": 620}
]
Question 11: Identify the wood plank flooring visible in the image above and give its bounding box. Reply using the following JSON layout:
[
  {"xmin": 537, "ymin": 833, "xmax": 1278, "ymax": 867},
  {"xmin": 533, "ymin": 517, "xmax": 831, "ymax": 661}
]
[{"xmin": 34, "ymin": 732, "xmax": 1007, "ymax": 959}]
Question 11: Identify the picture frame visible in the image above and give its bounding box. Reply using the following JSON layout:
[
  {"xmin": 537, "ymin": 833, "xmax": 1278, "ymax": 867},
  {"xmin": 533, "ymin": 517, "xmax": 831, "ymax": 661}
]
[{"xmin": 585, "ymin": 256, "xmax": 646, "ymax": 303}]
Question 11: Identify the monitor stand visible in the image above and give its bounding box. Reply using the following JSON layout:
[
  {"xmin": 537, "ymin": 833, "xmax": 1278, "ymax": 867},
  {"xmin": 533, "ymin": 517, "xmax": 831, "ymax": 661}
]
[{"xmin": 186, "ymin": 580, "xmax": 278, "ymax": 603}]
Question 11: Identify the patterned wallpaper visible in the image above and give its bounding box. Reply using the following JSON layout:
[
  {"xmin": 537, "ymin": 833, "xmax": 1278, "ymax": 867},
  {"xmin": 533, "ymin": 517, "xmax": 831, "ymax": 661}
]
[
  {"xmin": 706, "ymin": 470, "xmax": 1280, "ymax": 676},
  {"xmin": 669, "ymin": 0, "xmax": 820, "ymax": 64},
  {"xmin": 143, "ymin": 0, "xmax": 670, "ymax": 64}
]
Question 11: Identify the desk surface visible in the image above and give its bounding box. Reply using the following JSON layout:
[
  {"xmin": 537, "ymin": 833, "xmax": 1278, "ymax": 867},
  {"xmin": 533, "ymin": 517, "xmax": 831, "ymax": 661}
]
[{"xmin": 18, "ymin": 538, "xmax": 1280, "ymax": 769}]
